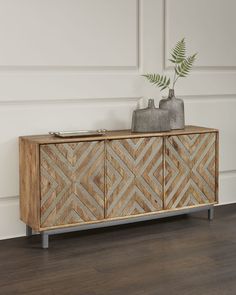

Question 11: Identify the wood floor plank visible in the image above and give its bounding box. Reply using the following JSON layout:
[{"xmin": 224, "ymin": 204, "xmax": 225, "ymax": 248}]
[{"xmin": 0, "ymin": 204, "xmax": 236, "ymax": 295}]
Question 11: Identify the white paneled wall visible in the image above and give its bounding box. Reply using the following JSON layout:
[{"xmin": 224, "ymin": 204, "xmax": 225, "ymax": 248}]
[
  {"xmin": 0, "ymin": 0, "xmax": 235, "ymax": 239},
  {"xmin": 164, "ymin": 0, "xmax": 236, "ymax": 207}
]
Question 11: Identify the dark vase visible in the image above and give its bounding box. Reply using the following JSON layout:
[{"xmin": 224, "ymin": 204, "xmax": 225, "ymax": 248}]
[{"xmin": 159, "ymin": 89, "xmax": 185, "ymax": 130}]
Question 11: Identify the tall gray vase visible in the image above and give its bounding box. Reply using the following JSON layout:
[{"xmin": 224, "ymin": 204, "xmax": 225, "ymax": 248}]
[{"xmin": 159, "ymin": 89, "xmax": 185, "ymax": 130}]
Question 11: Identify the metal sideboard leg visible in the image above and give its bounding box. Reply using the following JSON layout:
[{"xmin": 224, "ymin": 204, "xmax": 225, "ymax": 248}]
[
  {"xmin": 26, "ymin": 225, "xmax": 32, "ymax": 237},
  {"xmin": 42, "ymin": 232, "xmax": 49, "ymax": 249},
  {"xmin": 37, "ymin": 205, "xmax": 215, "ymax": 248},
  {"xmin": 208, "ymin": 207, "xmax": 214, "ymax": 221}
]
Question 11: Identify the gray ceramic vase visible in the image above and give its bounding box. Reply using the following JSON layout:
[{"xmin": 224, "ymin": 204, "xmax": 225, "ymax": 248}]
[
  {"xmin": 159, "ymin": 89, "xmax": 185, "ymax": 130},
  {"xmin": 131, "ymin": 99, "xmax": 170, "ymax": 133}
]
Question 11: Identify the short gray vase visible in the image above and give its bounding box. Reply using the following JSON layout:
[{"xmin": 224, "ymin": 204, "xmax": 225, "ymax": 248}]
[
  {"xmin": 131, "ymin": 99, "xmax": 170, "ymax": 133},
  {"xmin": 159, "ymin": 89, "xmax": 185, "ymax": 130}
]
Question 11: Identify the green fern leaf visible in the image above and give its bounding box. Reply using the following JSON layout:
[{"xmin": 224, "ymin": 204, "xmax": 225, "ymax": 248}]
[
  {"xmin": 175, "ymin": 53, "xmax": 197, "ymax": 77},
  {"xmin": 170, "ymin": 38, "xmax": 186, "ymax": 64},
  {"xmin": 142, "ymin": 74, "xmax": 170, "ymax": 90}
]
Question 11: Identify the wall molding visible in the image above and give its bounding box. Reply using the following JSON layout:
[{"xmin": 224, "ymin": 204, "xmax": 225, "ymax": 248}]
[
  {"xmin": 162, "ymin": 0, "xmax": 167, "ymax": 70},
  {"xmin": 163, "ymin": 0, "xmax": 236, "ymax": 72},
  {"xmin": 182, "ymin": 94, "xmax": 236, "ymax": 101},
  {"xmin": 0, "ymin": 0, "xmax": 141, "ymax": 73},
  {"xmin": 220, "ymin": 170, "xmax": 236, "ymax": 178},
  {"xmin": 161, "ymin": 94, "xmax": 236, "ymax": 102},
  {"xmin": 2, "ymin": 94, "xmax": 236, "ymax": 106},
  {"xmin": 0, "ymin": 195, "xmax": 19, "ymax": 205},
  {"xmin": 0, "ymin": 96, "xmax": 141, "ymax": 106},
  {"xmin": 165, "ymin": 65, "xmax": 236, "ymax": 72},
  {"xmin": 0, "ymin": 65, "xmax": 140, "ymax": 72}
]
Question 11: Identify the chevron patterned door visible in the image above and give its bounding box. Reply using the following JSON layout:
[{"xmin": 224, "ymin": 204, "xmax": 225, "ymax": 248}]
[
  {"xmin": 165, "ymin": 133, "xmax": 217, "ymax": 209},
  {"xmin": 40, "ymin": 141, "xmax": 105, "ymax": 228},
  {"xmin": 106, "ymin": 137, "xmax": 163, "ymax": 218}
]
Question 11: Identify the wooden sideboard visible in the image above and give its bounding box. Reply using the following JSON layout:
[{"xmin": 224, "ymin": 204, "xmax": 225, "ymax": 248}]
[{"xmin": 19, "ymin": 126, "xmax": 219, "ymax": 248}]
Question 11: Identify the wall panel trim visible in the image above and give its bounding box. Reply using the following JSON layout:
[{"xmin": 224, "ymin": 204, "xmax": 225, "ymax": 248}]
[
  {"xmin": 0, "ymin": 0, "xmax": 141, "ymax": 73},
  {"xmin": 0, "ymin": 195, "xmax": 19, "ymax": 204},
  {"xmin": 164, "ymin": 0, "xmax": 236, "ymax": 71},
  {"xmin": 0, "ymin": 97, "xmax": 141, "ymax": 106},
  {"xmin": 220, "ymin": 170, "xmax": 236, "ymax": 178}
]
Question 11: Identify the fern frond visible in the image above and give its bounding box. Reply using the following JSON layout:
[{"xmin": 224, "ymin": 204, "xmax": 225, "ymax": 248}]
[
  {"xmin": 175, "ymin": 53, "xmax": 197, "ymax": 77},
  {"xmin": 169, "ymin": 38, "xmax": 186, "ymax": 64},
  {"xmin": 142, "ymin": 74, "xmax": 170, "ymax": 91}
]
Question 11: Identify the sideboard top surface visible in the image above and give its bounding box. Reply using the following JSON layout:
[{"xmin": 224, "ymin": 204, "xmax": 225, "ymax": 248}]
[{"xmin": 19, "ymin": 125, "xmax": 218, "ymax": 145}]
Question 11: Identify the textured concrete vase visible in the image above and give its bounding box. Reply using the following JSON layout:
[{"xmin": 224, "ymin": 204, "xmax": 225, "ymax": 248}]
[
  {"xmin": 159, "ymin": 89, "xmax": 185, "ymax": 130},
  {"xmin": 131, "ymin": 99, "xmax": 170, "ymax": 133}
]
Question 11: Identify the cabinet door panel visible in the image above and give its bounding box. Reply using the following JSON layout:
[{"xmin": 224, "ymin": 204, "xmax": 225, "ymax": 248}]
[
  {"xmin": 40, "ymin": 141, "xmax": 105, "ymax": 228},
  {"xmin": 106, "ymin": 137, "xmax": 163, "ymax": 218},
  {"xmin": 165, "ymin": 133, "xmax": 216, "ymax": 209}
]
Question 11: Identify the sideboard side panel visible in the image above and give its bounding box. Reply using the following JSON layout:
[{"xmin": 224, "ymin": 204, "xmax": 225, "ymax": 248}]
[
  {"xmin": 165, "ymin": 132, "xmax": 217, "ymax": 209},
  {"xmin": 106, "ymin": 137, "xmax": 164, "ymax": 218},
  {"xmin": 19, "ymin": 138, "xmax": 40, "ymax": 231},
  {"xmin": 215, "ymin": 131, "xmax": 219, "ymax": 203},
  {"xmin": 40, "ymin": 141, "xmax": 105, "ymax": 228}
]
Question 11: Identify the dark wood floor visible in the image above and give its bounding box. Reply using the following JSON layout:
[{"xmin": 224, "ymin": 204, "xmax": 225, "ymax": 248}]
[{"xmin": 1, "ymin": 205, "xmax": 236, "ymax": 295}]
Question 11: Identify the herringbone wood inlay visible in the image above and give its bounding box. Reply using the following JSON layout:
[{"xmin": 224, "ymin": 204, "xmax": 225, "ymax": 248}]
[
  {"xmin": 106, "ymin": 137, "xmax": 163, "ymax": 218},
  {"xmin": 165, "ymin": 133, "xmax": 216, "ymax": 209},
  {"xmin": 40, "ymin": 141, "xmax": 105, "ymax": 227}
]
